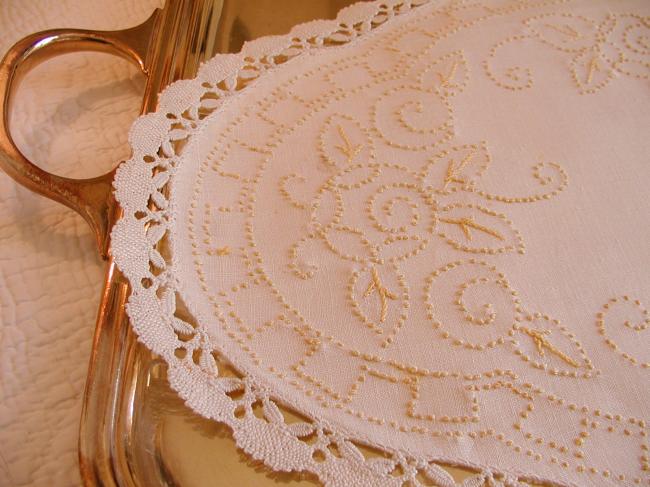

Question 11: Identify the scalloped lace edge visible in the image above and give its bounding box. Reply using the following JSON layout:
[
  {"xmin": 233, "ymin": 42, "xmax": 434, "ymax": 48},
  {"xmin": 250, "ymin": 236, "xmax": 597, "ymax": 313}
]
[{"xmin": 111, "ymin": 1, "xmax": 572, "ymax": 485}]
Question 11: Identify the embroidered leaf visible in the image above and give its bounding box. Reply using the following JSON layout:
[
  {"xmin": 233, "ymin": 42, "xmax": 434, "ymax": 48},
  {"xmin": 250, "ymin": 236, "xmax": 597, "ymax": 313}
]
[
  {"xmin": 570, "ymin": 48, "xmax": 615, "ymax": 94},
  {"xmin": 319, "ymin": 114, "xmax": 372, "ymax": 168},
  {"xmin": 128, "ymin": 113, "xmax": 172, "ymax": 155},
  {"xmin": 362, "ymin": 267, "xmax": 398, "ymax": 324},
  {"xmin": 420, "ymin": 142, "xmax": 490, "ymax": 193},
  {"xmin": 349, "ymin": 265, "xmax": 407, "ymax": 344},
  {"xmin": 322, "ymin": 226, "xmax": 378, "ymax": 263},
  {"xmin": 511, "ymin": 314, "xmax": 595, "ymax": 377},
  {"xmin": 419, "ymin": 50, "xmax": 469, "ymax": 96},
  {"xmin": 437, "ymin": 204, "xmax": 524, "ymax": 254},
  {"xmin": 524, "ymin": 13, "xmax": 598, "ymax": 52}
]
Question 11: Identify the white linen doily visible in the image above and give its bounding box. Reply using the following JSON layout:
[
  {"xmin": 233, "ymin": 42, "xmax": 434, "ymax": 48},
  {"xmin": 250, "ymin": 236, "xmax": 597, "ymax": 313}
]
[{"xmin": 112, "ymin": 0, "xmax": 650, "ymax": 485}]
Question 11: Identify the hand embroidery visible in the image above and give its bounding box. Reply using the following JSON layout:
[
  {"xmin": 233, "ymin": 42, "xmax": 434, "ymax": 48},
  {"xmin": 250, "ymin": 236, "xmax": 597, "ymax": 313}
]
[
  {"xmin": 335, "ymin": 124, "xmax": 363, "ymax": 164},
  {"xmin": 443, "ymin": 149, "xmax": 475, "ymax": 190},
  {"xmin": 520, "ymin": 326, "xmax": 580, "ymax": 367},
  {"xmin": 364, "ymin": 267, "xmax": 398, "ymax": 323},
  {"xmin": 436, "ymin": 60, "xmax": 460, "ymax": 86},
  {"xmin": 439, "ymin": 216, "xmax": 505, "ymax": 242}
]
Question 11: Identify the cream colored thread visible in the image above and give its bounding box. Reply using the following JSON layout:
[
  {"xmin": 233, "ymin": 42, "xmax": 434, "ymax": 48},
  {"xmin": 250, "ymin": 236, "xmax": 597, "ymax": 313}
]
[
  {"xmin": 475, "ymin": 162, "xmax": 568, "ymax": 203},
  {"xmin": 208, "ymin": 246, "xmax": 231, "ymax": 256},
  {"xmin": 483, "ymin": 35, "xmax": 534, "ymax": 91},
  {"xmin": 520, "ymin": 326, "xmax": 579, "ymax": 367},
  {"xmin": 364, "ymin": 267, "xmax": 397, "ymax": 323},
  {"xmin": 439, "ymin": 216, "xmax": 505, "ymax": 241},
  {"xmin": 511, "ymin": 313, "xmax": 596, "ymax": 377},
  {"xmin": 372, "ymin": 85, "xmax": 455, "ymax": 150},
  {"xmin": 335, "ymin": 124, "xmax": 363, "ymax": 164},
  {"xmin": 596, "ymin": 296, "xmax": 650, "ymax": 368},
  {"xmin": 543, "ymin": 22, "xmax": 581, "ymax": 39},
  {"xmin": 279, "ymin": 173, "xmax": 308, "ymax": 209},
  {"xmin": 139, "ymin": 0, "xmax": 580, "ymax": 476},
  {"xmin": 488, "ymin": 12, "xmax": 650, "ymax": 93},
  {"xmin": 161, "ymin": 0, "xmax": 644, "ymax": 480},
  {"xmin": 437, "ymin": 60, "xmax": 459, "ymax": 86},
  {"xmin": 443, "ymin": 149, "xmax": 475, "ymax": 189},
  {"xmin": 437, "ymin": 204, "xmax": 524, "ymax": 255},
  {"xmin": 586, "ymin": 55, "xmax": 601, "ymax": 84}
]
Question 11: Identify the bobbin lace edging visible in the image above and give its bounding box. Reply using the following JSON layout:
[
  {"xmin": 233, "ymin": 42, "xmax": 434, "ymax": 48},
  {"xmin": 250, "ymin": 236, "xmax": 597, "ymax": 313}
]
[{"xmin": 111, "ymin": 1, "xmax": 580, "ymax": 485}]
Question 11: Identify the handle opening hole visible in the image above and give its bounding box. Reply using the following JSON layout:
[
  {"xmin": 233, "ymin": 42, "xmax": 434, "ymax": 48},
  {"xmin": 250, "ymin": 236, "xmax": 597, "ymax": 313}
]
[{"xmin": 9, "ymin": 51, "xmax": 145, "ymax": 179}]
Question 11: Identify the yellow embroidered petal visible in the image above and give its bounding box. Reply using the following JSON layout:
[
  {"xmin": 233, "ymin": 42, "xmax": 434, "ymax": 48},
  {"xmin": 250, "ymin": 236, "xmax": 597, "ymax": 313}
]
[
  {"xmin": 570, "ymin": 48, "xmax": 616, "ymax": 94},
  {"xmin": 417, "ymin": 49, "xmax": 470, "ymax": 97},
  {"xmin": 319, "ymin": 113, "xmax": 373, "ymax": 168},
  {"xmin": 420, "ymin": 141, "xmax": 491, "ymax": 194},
  {"xmin": 436, "ymin": 204, "xmax": 524, "ymax": 255},
  {"xmin": 511, "ymin": 314, "xmax": 597, "ymax": 378},
  {"xmin": 348, "ymin": 265, "xmax": 409, "ymax": 346},
  {"xmin": 524, "ymin": 13, "xmax": 599, "ymax": 52}
]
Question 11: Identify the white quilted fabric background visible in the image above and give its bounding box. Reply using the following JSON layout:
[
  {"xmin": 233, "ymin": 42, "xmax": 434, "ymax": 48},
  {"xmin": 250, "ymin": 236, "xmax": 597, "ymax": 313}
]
[{"xmin": 0, "ymin": 1, "xmax": 161, "ymax": 485}]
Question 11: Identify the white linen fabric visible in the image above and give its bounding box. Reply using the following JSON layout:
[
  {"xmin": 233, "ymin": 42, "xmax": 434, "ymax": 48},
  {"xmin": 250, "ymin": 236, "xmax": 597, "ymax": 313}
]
[
  {"xmin": 0, "ymin": 1, "xmax": 161, "ymax": 485},
  {"xmin": 112, "ymin": 0, "xmax": 650, "ymax": 485}
]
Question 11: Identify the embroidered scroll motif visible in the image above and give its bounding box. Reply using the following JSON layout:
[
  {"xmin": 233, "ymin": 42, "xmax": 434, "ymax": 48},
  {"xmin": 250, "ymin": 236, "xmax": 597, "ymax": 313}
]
[
  {"xmin": 486, "ymin": 12, "xmax": 650, "ymax": 94},
  {"xmin": 112, "ymin": 1, "xmax": 650, "ymax": 485}
]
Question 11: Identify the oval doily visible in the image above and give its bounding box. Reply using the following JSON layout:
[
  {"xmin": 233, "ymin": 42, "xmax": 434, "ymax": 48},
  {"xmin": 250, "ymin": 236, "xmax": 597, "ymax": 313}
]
[{"xmin": 112, "ymin": 0, "xmax": 650, "ymax": 485}]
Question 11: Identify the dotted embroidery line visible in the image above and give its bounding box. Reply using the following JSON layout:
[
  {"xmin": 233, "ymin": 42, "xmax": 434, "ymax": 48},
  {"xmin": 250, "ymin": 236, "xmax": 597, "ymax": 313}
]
[
  {"xmin": 596, "ymin": 295, "xmax": 650, "ymax": 369},
  {"xmin": 193, "ymin": 0, "xmax": 587, "ymax": 438},
  {"xmin": 347, "ymin": 263, "xmax": 409, "ymax": 347},
  {"xmin": 485, "ymin": 12, "xmax": 650, "ymax": 95},
  {"xmin": 133, "ymin": 0, "xmax": 648, "ymax": 484},
  {"xmin": 510, "ymin": 313, "xmax": 597, "ymax": 379},
  {"xmin": 437, "ymin": 202, "xmax": 525, "ymax": 255}
]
